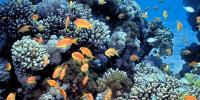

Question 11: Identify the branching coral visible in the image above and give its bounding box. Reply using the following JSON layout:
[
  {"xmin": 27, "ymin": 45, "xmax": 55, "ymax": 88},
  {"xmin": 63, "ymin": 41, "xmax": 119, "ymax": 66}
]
[
  {"xmin": 147, "ymin": 19, "xmax": 174, "ymax": 56},
  {"xmin": 179, "ymin": 43, "xmax": 200, "ymax": 76},
  {"xmin": 184, "ymin": 73, "xmax": 200, "ymax": 88},
  {"xmin": 129, "ymin": 63, "xmax": 200, "ymax": 99},
  {"xmin": 11, "ymin": 36, "xmax": 49, "ymax": 88},
  {"xmin": 33, "ymin": 0, "xmax": 93, "ymax": 39},
  {"xmin": 34, "ymin": 15, "xmax": 65, "ymax": 37},
  {"xmin": 60, "ymin": 60, "xmax": 97, "ymax": 99},
  {"xmin": 62, "ymin": 19, "xmax": 111, "ymax": 51},
  {"xmin": 39, "ymin": 87, "xmax": 64, "ymax": 100},
  {"xmin": 0, "ymin": 0, "xmax": 35, "ymax": 38},
  {"xmin": 97, "ymin": 68, "xmax": 133, "ymax": 97},
  {"xmin": 36, "ymin": 0, "xmax": 92, "ymax": 19},
  {"xmin": 118, "ymin": 0, "xmax": 143, "ymax": 21},
  {"xmin": 11, "ymin": 36, "xmax": 49, "ymax": 71},
  {"xmin": 109, "ymin": 30, "xmax": 127, "ymax": 53}
]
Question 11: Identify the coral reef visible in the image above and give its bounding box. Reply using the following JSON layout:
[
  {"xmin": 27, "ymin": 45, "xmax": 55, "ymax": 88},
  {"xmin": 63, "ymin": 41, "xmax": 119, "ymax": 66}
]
[
  {"xmin": 118, "ymin": 0, "xmax": 143, "ymax": 22},
  {"xmin": 33, "ymin": 0, "xmax": 93, "ymax": 39},
  {"xmin": 129, "ymin": 63, "xmax": 200, "ymax": 99},
  {"xmin": 39, "ymin": 86, "xmax": 64, "ymax": 100},
  {"xmin": 11, "ymin": 36, "xmax": 49, "ymax": 88},
  {"xmin": 59, "ymin": 60, "xmax": 97, "ymax": 99},
  {"xmin": 0, "ymin": 0, "xmax": 193, "ymax": 99},
  {"xmin": 147, "ymin": 19, "xmax": 174, "ymax": 56},
  {"xmin": 179, "ymin": 43, "xmax": 200, "ymax": 76},
  {"xmin": 97, "ymin": 68, "xmax": 133, "ymax": 98},
  {"xmin": 184, "ymin": 73, "xmax": 200, "ymax": 88},
  {"xmin": 183, "ymin": 0, "xmax": 200, "ymax": 32},
  {"xmin": 45, "ymin": 35, "xmax": 70, "ymax": 66},
  {"xmin": 109, "ymin": 30, "xmax": 127, "ymax": 54},
  {"xmin": 0, "ymin": 58, "xmax": 10, "ymax": 83},
  {"xmin": 0, "ymin": 32, "xmax": 7, "ymax": 54},
  {"xmin": 179, "ymin": 0, "xmax": 200, "ymax": 77},
  {"xmin": 11, "ymin": 36, "xmax": 49, "ymax": 71},
  {"xmin": 0, "ymin": 0, "xmax": 35, "ymax": 38},
  {"xmin": 62, "ymin": 19, "xmax": 111, "ymax": 51}
]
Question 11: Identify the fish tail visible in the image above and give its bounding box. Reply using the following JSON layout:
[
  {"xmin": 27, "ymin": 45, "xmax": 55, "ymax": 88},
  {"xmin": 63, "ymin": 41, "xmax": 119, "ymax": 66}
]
[
  {"xmin": 73, "ymin": 38, "xmax": 79, "ymax": 44},
  {"xmin": 115, "ymin": 50, "xmax": 120, "ymax": 56}
]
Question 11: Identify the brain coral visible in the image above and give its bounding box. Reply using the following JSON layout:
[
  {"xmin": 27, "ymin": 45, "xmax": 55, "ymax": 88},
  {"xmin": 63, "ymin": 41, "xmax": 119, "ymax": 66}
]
[{"xmin": 11, "ymin": 36, "xmax": 49, "ymax": 71}]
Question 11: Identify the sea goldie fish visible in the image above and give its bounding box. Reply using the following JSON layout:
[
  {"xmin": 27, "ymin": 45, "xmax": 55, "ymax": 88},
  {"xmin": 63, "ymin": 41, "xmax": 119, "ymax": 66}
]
[
  {"xmin": 72, "ymin": 52, "xmax": 85, "ymax": 63},
  {"xmin": 177, "ymin": 21, "xmax": 183, "ymax": 32},
  {"xmin": 80, "ymin": 47, "xmax": 95, "ymax": 59},
  {"xmin": 56, "ymin": 37, "xmax": 78, "ymax": 48},
  {"xmin": 105, "ymin": 48, "xmax": 119, "ymax": 58},
  {"xmin": 6, "ymin": 92, "xmax": 16, "ymax": 100},
  {"xmin": 74, "ymin": 18, "xmax": 93, "ymax": 29}
]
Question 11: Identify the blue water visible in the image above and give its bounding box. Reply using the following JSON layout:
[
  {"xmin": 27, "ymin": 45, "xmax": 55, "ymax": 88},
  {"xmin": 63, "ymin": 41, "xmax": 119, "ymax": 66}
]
[{"xmin": 137, "ymin": 0, "xmax": 198, "ymax": 74}]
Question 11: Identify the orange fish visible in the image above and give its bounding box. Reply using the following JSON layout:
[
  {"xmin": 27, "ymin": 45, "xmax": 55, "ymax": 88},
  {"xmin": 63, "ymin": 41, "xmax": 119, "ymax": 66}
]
[
  {"xmin": 59, "ymin": 66, "xmax": 67, "ymax": 80},
  {"xmin": 47, "ymin": 79, "xmax": 59, "ymax": 88},
  {"xmin": 142, "ymin": 12, "xmax": 148, "ymax": 18},
  {"xmin": 52, "ymin": 65, "xmax": 67, "ymax": 80},
  {"xmin": 74, "ymin": 18, "xmax": 93, "ymax": 29},
  {"xmin": 130, "ymin": 54, "xmax": 139, "ymax": 62},
  {"xmin": 80, "ymin": 47, "xmax": 95, "ymax": 59},
  {"xmin": 196, "ymin": 16, "xmax": 200, "ymax": 24},
  {"xmin": 33, "ymin": 36, "xmax": 44, "ymax": 44},
  {"xmin": 189, "ymin": 61, "xmax": 198, "ymax": 67},
  {"xmin": 6, "ymin": 92, "xmax": 16, "ymax": 100},
  {"xmin": 103, "ymin": 88, "xmax": 112, "ymax": 100},
  {"xmin": 72, "ymin": 52, "xmax": 85, "ymax": 63},
  {"xmin": 183, "ymin": 95, "xmax": 197, "ymax": 100},
  {"xmin": 37, "ymin": 24, "xmax": 44, "ymax": 32},
  {"xmin": 56, "ymin": 38, "xmax": 78, "ymax": 48},
  {"xmin": 82, "ymin": 75, "xmax": 89, "ymax": 86},
  {"xmin": 155, "ymin": 17, "xmax": 161, "ymax": 21},
  {"xmin": 5, "ymin": 63, "xmax": 12, "ymax": 71},
  {"xmin": 52, "ymin": 65, "xmax": 63, "ymax": 79},
  {"xmin": 65, "ymin": 16, "xmax": 70, "ymax": 30},
  {"xmin": 32, "ymin": 14, "xmax": 39, "ymax": 21},
  {"xmin": 27, "ymin": 76, "xmax": 37, "ymax": 84},
  {"xmin": 165, "ymin": 48, "xmax": 172, "ymax": 56},
  {"xmin": 43, "ymin": 54, "xmax": 49, "ymax": 67},
  {"xmin": 18, "ymin": 25, "xmax": 32, "ymax": 33},
  {"xmin": 177, "ymin": 21, "xmax": 183, "ymax": 32},
  {"xmin": 59, "ymin": 88, "xmax": 67, "ymax": 100},
  {"xmin": 82, "ymin": 93, "xmax": 94, "ymax": 100},
  {"xmin": 105, "ymin": 48, "xmax": 119, "ymax": 58},
  {"xmin": 81, "ymin": 63, "xmax": 89, "ymax": 72}
]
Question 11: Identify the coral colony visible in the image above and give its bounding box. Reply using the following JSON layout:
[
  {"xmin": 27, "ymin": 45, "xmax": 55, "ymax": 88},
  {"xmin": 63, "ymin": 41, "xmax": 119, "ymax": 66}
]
[{"xmin": 0, "ymin": 0, "xmax": 199, "ymax": 99}]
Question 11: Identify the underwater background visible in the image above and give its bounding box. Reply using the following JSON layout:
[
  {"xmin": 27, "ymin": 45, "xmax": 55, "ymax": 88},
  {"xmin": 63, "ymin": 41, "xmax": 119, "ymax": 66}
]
[{"xmin": 0, "ymin": 0, "xmax": 200, "ymax": 100}]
